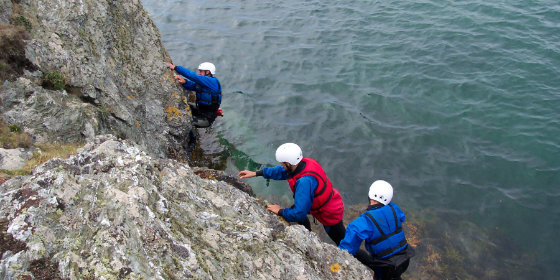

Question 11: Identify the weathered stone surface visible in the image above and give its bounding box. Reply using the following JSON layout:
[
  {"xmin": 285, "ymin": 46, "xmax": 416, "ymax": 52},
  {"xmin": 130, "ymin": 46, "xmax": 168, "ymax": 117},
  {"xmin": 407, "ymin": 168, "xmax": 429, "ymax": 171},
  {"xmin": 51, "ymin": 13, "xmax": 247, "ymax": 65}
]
[
  {"xmin": 0, "ymin": 0, "xmax": 11, "ymax": 24},
  {"xmin": 1, "ymin": 77, "xmax": 101, "ymax": 144},
  {"xmin": 0, "ymin": 147, "xmax": 32, "ymax": 170},
  {"xmin": 0, "ymin": 135, "xmax": 370, "ymax": 279},
  {"xmin": 0, "ymin": 0, "xmax": 192, "ymax": 159},
  {"xmin": 0, "ymin": 0, "xmax": 373, "ymax": 278},
  {"xmin": 193, "ymin": 167, "xmax": 255, "ymax": 197}
]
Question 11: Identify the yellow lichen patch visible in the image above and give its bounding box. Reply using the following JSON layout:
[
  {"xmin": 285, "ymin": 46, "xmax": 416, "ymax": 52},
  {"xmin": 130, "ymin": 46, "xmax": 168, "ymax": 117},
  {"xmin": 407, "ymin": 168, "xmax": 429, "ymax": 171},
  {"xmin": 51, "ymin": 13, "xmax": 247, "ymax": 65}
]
[
  {"xmin": 193, "ymin": 170, "xmax": 218, "ymax": 181},
  {"xmin": 171, "ymin": 90, "xmax": 182, "ymax": 100},
  {"xmin": 182, "ymin": 96, "xmax": 192, "ymax": 114},
  {"xmin": 330, "ymin": 263, "xmax": 341, "ymax": 273},
  {"xmin": 164, "ymin": 71, "xmax": 176, "ymax": 84},
  {"xmin": 165, "ymin": 106, "xmax": 184, "ymax": 120}
]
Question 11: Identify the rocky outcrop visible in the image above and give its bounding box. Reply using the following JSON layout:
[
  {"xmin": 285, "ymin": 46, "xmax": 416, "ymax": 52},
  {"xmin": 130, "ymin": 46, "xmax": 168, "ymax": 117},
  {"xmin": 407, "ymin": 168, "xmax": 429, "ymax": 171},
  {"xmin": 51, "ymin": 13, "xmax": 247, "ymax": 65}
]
[
  {"xmin": 0, "ymin": 0, "xmax": 192, "ymax": 159},
  {"xmin": 0, "ymin": 0, "xmax": 373, "ymax": 278},
  {"xmin": 0, "ymin": 135, "xmax": 370, "ymax": 279}
]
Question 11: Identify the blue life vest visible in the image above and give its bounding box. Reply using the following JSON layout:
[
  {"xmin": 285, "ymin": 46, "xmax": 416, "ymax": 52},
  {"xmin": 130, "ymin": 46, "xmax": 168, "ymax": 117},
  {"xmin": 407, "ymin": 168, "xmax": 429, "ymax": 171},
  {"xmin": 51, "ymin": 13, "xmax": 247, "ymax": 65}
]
[
  {"xmin": 364, "ymin": 204, "xmax": 408, "ymax": 259},
  {"xmin": 195, "ymin": 80, "xmax": 222, "ymax": 107}
]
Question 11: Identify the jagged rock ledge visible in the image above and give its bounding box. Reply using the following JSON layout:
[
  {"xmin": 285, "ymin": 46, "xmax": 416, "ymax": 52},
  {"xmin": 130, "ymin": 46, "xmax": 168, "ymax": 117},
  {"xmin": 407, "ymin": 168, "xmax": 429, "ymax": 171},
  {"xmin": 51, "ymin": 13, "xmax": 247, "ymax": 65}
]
[{"xmin": 0, "ymin": 135, "xmax": 370, "ymax": 279}]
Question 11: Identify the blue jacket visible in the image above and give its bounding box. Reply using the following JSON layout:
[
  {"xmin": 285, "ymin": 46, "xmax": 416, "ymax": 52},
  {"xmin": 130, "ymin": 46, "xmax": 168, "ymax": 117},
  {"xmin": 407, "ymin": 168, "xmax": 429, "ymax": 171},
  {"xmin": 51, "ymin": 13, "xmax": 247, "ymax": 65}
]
[
  {"xmin": 260, "ymin": 165, "xmax": 318, "ymax": 223},
  {"xmin": 175, "ymin": 66, "xmax": 222, "ymax": 107},
  {"xmin": 339, "ymin": 203, "xmax": 408, "ymax": 259}
]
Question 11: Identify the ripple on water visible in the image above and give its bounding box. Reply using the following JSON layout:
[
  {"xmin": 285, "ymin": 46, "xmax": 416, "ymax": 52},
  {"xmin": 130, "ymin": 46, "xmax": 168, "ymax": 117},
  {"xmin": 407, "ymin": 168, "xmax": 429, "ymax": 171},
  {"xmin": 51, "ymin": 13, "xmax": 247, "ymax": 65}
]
[{"xmin": 142, "ymin": 0, "xmax": 560, "ymax": 277}]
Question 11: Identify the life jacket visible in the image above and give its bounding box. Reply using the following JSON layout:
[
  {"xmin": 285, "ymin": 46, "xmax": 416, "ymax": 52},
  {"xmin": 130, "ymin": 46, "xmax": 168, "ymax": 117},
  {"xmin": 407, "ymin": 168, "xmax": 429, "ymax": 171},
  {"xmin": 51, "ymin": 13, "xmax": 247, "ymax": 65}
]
[
  {"xmin": 363, "ymin": 203, "xmax": 408, "ymax": 259},
  {"xmin": 195, "ymin": 79, "xmax": 222, "ymax": 107},
  {"xmin": 287, "ymin": 158, "xmax": 344, "ymax": 226}
]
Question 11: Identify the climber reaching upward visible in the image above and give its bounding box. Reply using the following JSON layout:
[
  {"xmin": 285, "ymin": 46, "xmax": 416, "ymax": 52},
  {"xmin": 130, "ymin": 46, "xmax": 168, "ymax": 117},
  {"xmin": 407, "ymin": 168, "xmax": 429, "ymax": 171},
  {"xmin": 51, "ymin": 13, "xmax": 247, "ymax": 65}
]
[{"xmin": 168, "ymin": 62, "xmax": 222, "ymax": 128}]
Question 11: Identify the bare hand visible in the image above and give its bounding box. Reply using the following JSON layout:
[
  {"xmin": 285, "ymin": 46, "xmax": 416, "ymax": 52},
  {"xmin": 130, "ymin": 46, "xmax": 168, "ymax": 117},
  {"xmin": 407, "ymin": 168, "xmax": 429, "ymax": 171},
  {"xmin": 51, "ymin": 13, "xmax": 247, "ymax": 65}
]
[
  {"xmin": 267, "ymin": 204, "xmax": 281, "ymax": 215},
  {"xmin": 237, "ymin": 170, "xmax": 256, "ymax": 178},
  {"xmin": 168, "ymin": 62, "xmax": 176, "ymax": 70},
  {"xmin": 174, "ymin": 75, "xmax": 186, "ymax": 84}
]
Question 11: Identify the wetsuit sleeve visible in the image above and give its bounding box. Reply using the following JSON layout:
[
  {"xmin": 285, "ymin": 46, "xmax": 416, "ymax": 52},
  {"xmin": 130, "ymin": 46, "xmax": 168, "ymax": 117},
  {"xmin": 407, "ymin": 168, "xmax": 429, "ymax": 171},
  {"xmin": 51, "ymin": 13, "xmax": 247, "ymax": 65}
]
[
  {"xmin": 280, "ymin": 176, "xmax": 317, "ymax": 223},
  {"xmin": 261, "ymin": 166, "xmax": 288, "ymax": 180},
  {"xmin": 182, "ymin": 80, "xmax": 197, "ymax": 91},
  {"xmin": 175, "ymin": 66, "xmax": 221, "ymax": 93},
  {"xmin": 338, "ymin": 217, "xmax": 371, "ymax": 255}
]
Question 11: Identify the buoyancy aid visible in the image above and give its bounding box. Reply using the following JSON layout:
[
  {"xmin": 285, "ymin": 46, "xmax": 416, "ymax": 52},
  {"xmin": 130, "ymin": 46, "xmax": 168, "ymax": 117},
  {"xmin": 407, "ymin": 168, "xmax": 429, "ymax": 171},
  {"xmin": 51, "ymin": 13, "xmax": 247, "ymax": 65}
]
[
  {"xmin": 364, "ymin": 204, "xmax": 408, "ymax": 259},
  {"xmin": 195, "ymin": 80, "xmax": 222, "ymax": 107},
  {"xmin": 287, "ymin": 158, "xmax": 344, "ymax": 226}
]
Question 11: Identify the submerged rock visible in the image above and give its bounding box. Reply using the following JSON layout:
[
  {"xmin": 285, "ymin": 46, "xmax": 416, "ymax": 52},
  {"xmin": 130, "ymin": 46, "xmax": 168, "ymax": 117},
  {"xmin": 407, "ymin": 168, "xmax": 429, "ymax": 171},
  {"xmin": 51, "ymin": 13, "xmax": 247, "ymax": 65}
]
[{"xmin": 0, "ymin": 135, "xmax": 370, "ymax": 279}]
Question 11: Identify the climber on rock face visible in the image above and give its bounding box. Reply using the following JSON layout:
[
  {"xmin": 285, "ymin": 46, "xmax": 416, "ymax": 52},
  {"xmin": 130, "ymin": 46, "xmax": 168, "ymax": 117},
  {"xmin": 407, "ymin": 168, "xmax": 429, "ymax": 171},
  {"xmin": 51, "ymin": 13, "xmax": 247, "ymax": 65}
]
[
  {"xmin": 237, "ymin": 143, "xmax": 346, "ymax": 246},
  {"xmin": 338, "ymin": 180, "xmax": 415, "ymax": 280},
  {"xmin": 168, "ymin": 62, "xmax": 222, "ymax": 128}
]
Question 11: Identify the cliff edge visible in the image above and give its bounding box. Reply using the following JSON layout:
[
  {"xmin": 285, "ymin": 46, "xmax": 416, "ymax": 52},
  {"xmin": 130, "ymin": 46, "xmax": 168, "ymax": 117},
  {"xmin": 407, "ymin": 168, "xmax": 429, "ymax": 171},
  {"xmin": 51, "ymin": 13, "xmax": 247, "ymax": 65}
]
[
  {"xmin": 0, "ymin": 0, "xmax": 370, "ymax": 279},
  {"xmin": 0, "ymin": 135, "xmax": 369, "ymax": 279}
]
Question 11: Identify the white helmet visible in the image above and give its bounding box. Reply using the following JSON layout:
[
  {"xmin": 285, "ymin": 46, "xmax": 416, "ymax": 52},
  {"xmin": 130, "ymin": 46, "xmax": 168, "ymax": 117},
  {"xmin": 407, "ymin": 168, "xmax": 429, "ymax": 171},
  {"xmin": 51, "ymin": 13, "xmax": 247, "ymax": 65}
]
[
  {"xmin": 198, "ymin": 62, "xmax": 216, "ymax": 75},
  {"xmin": 275, "ymin": 143, "xmax": 303, "ymax": 165},
  {"xmin": 368, "ymin": 180, "xmax": 393, "ymax": 205}
]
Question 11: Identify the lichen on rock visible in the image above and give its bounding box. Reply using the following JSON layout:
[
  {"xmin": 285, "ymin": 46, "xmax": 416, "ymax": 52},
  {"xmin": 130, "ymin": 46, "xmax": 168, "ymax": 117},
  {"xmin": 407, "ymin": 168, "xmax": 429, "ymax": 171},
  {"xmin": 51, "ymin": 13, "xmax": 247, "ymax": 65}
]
[
  {"xmin": 0, "ymin": 0, "xmax": 373, "ymax": 278},
  {"xmin": 0, "ymin": 135, "xmax": 370, "ymax": 279}
]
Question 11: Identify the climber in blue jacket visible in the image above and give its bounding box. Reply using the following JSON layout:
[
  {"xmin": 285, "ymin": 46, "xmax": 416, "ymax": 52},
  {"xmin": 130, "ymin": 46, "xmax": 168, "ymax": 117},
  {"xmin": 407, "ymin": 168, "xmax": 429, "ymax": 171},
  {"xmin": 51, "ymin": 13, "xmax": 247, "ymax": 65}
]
[
  {"xmin": 257, "ymin": 164, "xmax": 316, "ymax": 223},
  {"xmin": 168, "ymin": 62, "xmax": 222, "ymax": 128},
  {"xmin": 339, "ymin": 180, "xmax": 414, "ymax": 280},
  {"xmin": 237, "ymin": 143, "xmax": 346, "ymax": 245}
]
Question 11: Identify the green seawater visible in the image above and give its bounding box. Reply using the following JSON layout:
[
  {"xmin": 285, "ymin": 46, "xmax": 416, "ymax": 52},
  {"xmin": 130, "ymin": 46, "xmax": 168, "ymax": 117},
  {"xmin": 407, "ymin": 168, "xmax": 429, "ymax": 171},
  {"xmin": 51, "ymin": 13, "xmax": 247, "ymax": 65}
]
[{"xmin": 143, "ymin": 0, "xmax": 560, "ymax": 278}]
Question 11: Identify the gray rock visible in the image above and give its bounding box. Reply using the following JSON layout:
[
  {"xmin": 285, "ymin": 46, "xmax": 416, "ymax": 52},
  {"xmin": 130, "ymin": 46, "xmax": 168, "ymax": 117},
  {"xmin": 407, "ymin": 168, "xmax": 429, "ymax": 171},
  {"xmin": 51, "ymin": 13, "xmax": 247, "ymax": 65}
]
[
  {"xmin": 1, "ymin": 77, "xmax": 101, "ymax": 144},
  {"xmin": 193, "ymin": 167, "xmax": 255, "ymax": 197},
  {"xmin": 0, "ymin": 136, "xmax": 370, "ymax": 279},
  {"xmin": 0, "ymin": 0, "xmax": 11, "ymax": 24},
  {"xmin": 0, "ymin": 1, "xmax": 373, "ymax": 278},
  {"xmin": 0, "ymin": 148, "xmax": 32, "ymax": 170}
]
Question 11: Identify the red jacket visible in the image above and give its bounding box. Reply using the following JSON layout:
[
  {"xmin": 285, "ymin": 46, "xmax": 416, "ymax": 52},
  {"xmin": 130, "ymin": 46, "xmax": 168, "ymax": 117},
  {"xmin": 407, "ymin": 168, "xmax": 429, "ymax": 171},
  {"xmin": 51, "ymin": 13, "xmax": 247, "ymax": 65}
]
[{"xmin": 287, "ymin": 158, "xmax": 344, "ymax": 226}]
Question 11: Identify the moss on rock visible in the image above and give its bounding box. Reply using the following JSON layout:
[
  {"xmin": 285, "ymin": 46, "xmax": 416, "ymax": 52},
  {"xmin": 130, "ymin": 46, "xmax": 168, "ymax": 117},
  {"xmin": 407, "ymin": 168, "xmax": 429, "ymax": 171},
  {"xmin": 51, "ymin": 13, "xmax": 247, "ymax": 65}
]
[{"xmin": 41, "ymin": 71, "xmax": 66, "ymax": 91}]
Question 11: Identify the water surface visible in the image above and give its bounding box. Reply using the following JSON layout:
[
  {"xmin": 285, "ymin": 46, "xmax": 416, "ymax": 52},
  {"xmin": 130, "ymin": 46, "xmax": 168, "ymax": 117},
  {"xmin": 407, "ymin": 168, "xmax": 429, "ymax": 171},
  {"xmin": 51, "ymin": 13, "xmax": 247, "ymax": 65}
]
[{"xmin": 142, "ymin": 0, "xmax": 560, "ymax": 278}]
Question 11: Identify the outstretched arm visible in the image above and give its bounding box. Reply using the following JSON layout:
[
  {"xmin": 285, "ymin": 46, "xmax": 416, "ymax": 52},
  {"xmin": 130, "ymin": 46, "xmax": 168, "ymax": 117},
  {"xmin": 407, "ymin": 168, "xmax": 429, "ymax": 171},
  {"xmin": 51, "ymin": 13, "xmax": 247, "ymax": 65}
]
[
  {"xmin": 338, "ymin": 217, "xmax": 371, "ymax": 255},
  {"xmin": 278, "ymin": 176, "xmax": 316, "ymax": 222},
  {"xmin": 175, "ymin": 66, "xmax": 220, "ymax": 92},
  {"xmin": 168, "ymin": 63, "xmax": 197, "ymax": 89},
  {"xmin": 237, "ymin": 170, "xmax": 256, "ymax": 178},
  {"xmin": 238, "ymin": 166, "xmax": 288, "ymax": 180}
]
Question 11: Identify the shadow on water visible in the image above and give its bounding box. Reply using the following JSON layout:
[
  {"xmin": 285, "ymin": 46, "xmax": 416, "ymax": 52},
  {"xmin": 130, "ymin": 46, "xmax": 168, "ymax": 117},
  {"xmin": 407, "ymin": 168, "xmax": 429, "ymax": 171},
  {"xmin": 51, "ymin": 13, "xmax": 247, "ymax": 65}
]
[
  {"xmin": 190, "ymin": 130, "xmax": 542, "ymax": 279},
  {"xmin": 188, "ymin": 124, "xmax": 265, "ymax": 173}
]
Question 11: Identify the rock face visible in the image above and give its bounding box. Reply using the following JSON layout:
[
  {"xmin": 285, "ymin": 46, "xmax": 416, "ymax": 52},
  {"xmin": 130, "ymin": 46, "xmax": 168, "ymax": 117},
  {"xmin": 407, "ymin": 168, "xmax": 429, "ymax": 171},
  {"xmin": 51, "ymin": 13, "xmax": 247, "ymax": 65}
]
[
  {"xmin": 0, "ymin": 135, "xmax": 370, "ymax": 279},
  {"xmin": 0, "ymin": 0, "xmax": 192, "ymax": 159},
  {"xmin": 0, "ymin": 0, "xmax": 372, "ymax": 278},
  {"xmin": 0, "ymin": 148, "xmax": 32, "ymax": 170}
]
